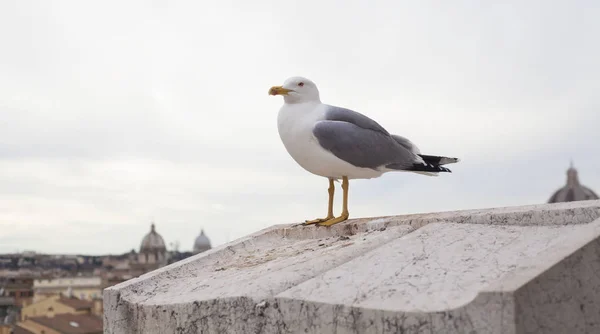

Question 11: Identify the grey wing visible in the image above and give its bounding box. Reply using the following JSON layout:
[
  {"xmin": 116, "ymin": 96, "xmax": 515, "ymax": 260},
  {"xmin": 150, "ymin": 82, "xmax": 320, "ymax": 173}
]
[
  {"xmin": 324, "ymin": 105, "xmax": 390, "ymax": 136},
  {"xmin": 391, "ymin": 135, "xmax": 421, "ymax": 155},
  {"xmin": 313, "ymin": 120, "xmax": 418, "ymax": 170},
  {"xmin": 325, "ymin": 106, "xmax": 420, "ymax": 155}
]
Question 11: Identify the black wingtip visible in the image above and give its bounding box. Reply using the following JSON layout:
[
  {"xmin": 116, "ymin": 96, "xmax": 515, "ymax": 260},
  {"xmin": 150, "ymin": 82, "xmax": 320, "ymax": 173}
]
[
  {"xmin": 386, "ymin": 161, "xmax": 453, "ymax": 173},
  {"xmin": 418, "ymin": 154, "xmax": 461, "ymax": 166},
  {"xmin": 408, "ymin": 162, "xmax": 452, "ymax": 173}
]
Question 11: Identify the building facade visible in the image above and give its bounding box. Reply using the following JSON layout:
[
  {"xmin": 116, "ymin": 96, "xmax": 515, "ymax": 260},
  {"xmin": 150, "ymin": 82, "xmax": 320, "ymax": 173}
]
[
  {"xmin": 0, "ymin": 276, "xmax": 33, "ymax": 308},
  {"xmin": 33, "ymin": 277, "xmax": 102, "ymax": 302}
]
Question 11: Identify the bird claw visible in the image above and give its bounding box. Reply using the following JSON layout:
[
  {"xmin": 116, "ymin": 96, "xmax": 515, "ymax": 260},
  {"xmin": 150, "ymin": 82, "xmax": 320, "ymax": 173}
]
[
  {"xmin": 316, "ymin": 213, "xmax": 349, "ymax": 227},
  {"xmin": 303, "ymin": 217, "xmax": 334, "ymax": 225}
]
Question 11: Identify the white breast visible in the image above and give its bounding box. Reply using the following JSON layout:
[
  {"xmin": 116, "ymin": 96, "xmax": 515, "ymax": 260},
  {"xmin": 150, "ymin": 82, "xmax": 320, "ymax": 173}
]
[{"xmin": 276, "ymin": 102, "xmax": 384, "ymax": 179}]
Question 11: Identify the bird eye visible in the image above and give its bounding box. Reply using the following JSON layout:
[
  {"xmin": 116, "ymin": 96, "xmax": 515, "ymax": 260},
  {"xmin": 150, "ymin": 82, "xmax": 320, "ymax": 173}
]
[{"xmin": 298, "ymin": 82, "xmax": 304, "ymax": 87}]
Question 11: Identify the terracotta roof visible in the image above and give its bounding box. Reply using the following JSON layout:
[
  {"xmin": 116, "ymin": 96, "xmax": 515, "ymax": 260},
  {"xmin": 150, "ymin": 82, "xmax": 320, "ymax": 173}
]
[
  {"xmin": 57, "ymin": 296, "xmax": 93, "ymax": 310},
  {"xmin": 13, "ymin": 326, "xmax": 36, "ymax": 334},
  {"xmin": 30, "ymin": 314, "xmax": 103, "ymax": 334}
]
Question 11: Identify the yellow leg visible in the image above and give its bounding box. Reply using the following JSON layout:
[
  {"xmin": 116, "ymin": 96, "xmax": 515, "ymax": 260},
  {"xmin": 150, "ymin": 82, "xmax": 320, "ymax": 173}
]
[
  {"xmin": 318, "ymin": 176, "xmax": 350, "ymax": 227},
  {"xmin": 304, "ymin": 178, "xmax": 335, "ymax": 225}
]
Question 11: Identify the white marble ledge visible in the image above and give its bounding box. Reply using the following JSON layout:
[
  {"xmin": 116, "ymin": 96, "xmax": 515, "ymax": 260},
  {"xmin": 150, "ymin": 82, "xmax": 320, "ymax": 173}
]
[{"xmin": 104, "ymin": 200, "xmax": 600, "ymax": 334}]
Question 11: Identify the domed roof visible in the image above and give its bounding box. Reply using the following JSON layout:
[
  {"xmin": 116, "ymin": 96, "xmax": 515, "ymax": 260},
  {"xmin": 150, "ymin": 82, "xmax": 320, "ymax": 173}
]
[
  {"xmin": 193, "ymin": 229, "xmax": 211, "ymax": 253},
  {"xmin": 140, "ymin": 223, "xmax": 166, "ymax": 253},
  {"xmin": 548, "ymin": 163, "xmax": 599, "ymax": 203}
]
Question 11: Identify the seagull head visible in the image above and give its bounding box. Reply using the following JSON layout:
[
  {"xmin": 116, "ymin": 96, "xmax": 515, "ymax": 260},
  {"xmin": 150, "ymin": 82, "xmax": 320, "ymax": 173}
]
[{"xmin": 269, "ymin": 76, "xmax": 321, "ymax": 104}]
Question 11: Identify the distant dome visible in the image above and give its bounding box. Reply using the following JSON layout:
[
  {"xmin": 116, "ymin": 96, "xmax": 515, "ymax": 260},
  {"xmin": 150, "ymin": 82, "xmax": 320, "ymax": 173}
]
[
  {"xmin": 548, "ymin": 163, "xmax": 599, "ymax": 203},
  {"xmin": 193, "ymin": 229, "xmax": 212, "ymax": 254},
  {"xmin": 140, "ymin": 223, "xmax": 166, "ymax": 253}
]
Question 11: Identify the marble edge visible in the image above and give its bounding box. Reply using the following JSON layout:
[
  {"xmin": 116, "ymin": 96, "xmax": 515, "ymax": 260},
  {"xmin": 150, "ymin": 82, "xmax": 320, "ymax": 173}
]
[
  {"xmin": 103, "ymin": 223, "xmax": 287, "ymax": 294},
  {"xmin": 473, "ymin": 216, "xmax": 600, "ymax": 298},
  {"xmin": 103, "ymin": 201, "xmax": 600, "ymax": 298}
]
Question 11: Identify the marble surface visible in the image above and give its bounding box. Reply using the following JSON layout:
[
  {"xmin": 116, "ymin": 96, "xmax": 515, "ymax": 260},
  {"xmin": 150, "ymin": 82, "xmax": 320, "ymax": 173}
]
[{"xmin": 104, "ymin": 200, "xmax": 600, "ymax": 334}]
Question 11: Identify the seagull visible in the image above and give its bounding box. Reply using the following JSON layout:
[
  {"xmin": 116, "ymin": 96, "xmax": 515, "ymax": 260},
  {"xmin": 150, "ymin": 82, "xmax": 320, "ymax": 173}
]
[{"xmin": 269, "ymin": 76, "xmax": 460, "ymax": 227}]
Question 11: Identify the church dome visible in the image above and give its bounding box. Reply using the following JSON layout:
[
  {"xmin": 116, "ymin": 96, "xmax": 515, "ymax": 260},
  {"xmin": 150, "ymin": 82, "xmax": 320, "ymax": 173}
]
[
  {"xmin": 193, "ymin": 229, "xmax": 212, "ymax": 254},
  {"xmin": 548, "ymin": 163, "xmax": 599, "ymax": 203},
  {"xmin": 140, "ymin": 223, "xmax": 166, "ymax": 253}
]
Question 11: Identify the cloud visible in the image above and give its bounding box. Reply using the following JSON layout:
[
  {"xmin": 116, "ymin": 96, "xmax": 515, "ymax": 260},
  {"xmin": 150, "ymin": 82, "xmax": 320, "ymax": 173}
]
[{"xmin": 0, "ymin": 0, "xmax": 599, "ymax": 254}]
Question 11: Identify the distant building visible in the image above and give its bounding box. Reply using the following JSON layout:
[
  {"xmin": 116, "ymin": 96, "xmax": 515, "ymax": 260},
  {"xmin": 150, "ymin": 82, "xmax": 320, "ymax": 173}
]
[
  {"xmin": 166, "ymin": 251, "xmax": 194, "ymax": 265},
  {"xmin": 548, "ymin": 163, "xmax": 599, "ymax": 203},
  {"xmin": 15, "ymin": 292, "xmax": 102, "ymax": 334},
  {"xmin": 131, "ymin": 223, "xmax": 168, "ymax": 273},
  {"xmin": 0, "ymin": 325, "xmax": 11, "ymax": 334},
  {"xmin": 193, "ymin": 229, "xmax": 212, "ymax": 254},
  {"xmin": 0, "ymin": 252, "xmax": 101, "ymax": 275},
  {"xmin": 33, "ymin": 277, "xmax": 102, "ymax": 302},
  {"xmin": 0, "ymin": 276, "xmax": 33, "ymax": 307},
  {"xmin": 0, "ymin": 296, "xmax": 16, "ymax": 325},
  {"xmin": 20, "ymin": 294, "xmax": 102, "ymax": 321},
  {"xmin": 17, "ymin": 313, "xmax": 102, "ymax": 334}
]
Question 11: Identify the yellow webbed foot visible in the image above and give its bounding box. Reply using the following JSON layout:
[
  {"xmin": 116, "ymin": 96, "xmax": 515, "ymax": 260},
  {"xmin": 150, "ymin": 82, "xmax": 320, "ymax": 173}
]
[
  {"xmin": 317, "ymin": 213, "xmax": 349, "ymax": 227},
  {"xmin": 303, "ymin": 216, "xmax": 335, "ymax": 225}
]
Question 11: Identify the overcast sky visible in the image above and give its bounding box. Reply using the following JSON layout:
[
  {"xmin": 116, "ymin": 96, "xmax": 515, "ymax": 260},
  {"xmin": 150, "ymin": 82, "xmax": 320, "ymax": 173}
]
[{"xmin": 1, "ymin": 1, "xmax": 599, "ymax": 255}]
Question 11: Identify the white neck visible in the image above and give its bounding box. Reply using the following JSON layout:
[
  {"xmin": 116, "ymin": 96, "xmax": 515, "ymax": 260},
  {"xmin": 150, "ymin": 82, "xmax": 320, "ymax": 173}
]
[{"xmin": 283, "ymin": 94, "xmax": 321, "ymax": 104}]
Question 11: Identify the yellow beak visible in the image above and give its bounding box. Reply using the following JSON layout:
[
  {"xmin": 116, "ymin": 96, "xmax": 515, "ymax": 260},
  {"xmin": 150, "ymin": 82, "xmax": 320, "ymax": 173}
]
[{"xmin": 268, "ymin": 86, "xmax": 292, "ymax": 96}]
